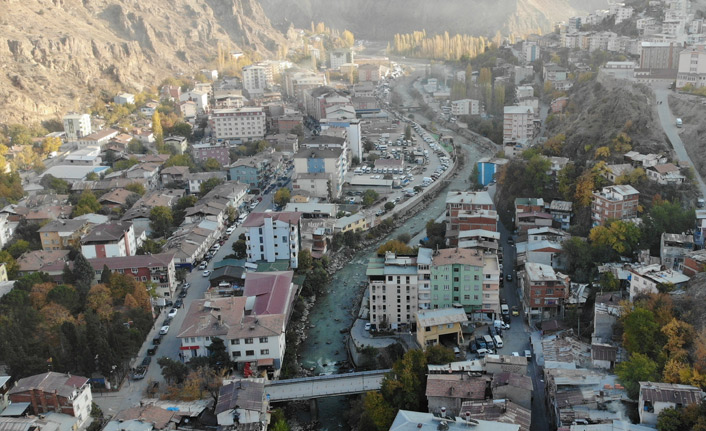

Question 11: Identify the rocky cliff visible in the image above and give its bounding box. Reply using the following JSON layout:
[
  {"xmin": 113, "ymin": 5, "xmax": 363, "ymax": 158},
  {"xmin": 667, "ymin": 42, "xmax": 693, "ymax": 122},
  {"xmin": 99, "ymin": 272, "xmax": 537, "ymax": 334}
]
[
  {"xmin": 0, "ymin": 0, "xmax": 284, "ymax": 124},
  {"xmin": 259, "ymin": 0, "xmax": 608, "ymax": 40}
]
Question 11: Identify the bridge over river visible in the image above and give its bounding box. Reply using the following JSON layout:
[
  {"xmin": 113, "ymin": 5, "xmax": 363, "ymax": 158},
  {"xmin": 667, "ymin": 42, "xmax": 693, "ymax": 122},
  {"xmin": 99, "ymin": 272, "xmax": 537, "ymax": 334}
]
[{"xmin": 264, "ymin": 369, "xmax": 390, "ymax": 402}]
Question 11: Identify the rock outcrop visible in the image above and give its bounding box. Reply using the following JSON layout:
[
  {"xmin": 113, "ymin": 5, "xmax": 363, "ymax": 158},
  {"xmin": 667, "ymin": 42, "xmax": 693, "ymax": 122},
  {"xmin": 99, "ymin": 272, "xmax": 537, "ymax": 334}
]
[{"xmin": 0, "ymin": 0, "xmax": 284, "ymax": 124}]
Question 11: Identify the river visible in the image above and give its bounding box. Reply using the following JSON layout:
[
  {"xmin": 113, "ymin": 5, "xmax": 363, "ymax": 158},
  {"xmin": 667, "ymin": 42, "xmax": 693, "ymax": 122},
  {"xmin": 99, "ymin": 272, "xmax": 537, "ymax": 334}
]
[{"xmin": 295, "ymin": 79, "xmax": 492, "ymax": 427}]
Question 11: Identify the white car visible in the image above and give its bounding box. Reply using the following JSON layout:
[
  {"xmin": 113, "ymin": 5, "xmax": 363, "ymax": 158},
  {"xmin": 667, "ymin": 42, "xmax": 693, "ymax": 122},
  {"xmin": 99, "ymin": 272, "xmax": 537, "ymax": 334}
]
[
  {"xmin": 364, "ymin": 322, "xmax": 372, "ymax": 331},
  {"xmin": 203, "ymin": 270, "xmax": 211, "ymax": 277},
  {"xmin": 168, "ymin": 308, "xmax": 178, "ymax": 318},
  {"xmin": 512, "ymin": 352, "xmax": 520, "ymax": 357},
  {"xmin": 159, "ymin": 325, "xmax": 170, "ymax": 335},
  {"xmin": 226, "ymin": 226, "xmax": 235, "ymax": 235}
]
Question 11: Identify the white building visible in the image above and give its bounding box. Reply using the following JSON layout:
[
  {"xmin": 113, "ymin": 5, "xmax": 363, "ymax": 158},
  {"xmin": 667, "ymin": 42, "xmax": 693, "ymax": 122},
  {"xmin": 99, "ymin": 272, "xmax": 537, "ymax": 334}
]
[
  {"xmin": 62, "ymin": 113, "xmax": 92, "ymax": 142},
  {"xmin": 329, "ymin": 49, "xmax": 354, "ymax": 69},
  {"xmin": 114, "ymin": 93, "xmax": 135, "ymax": 105},
  {"xmin": 293, "ymin": 145, "xmax": 348, "ymax": 199},
  {"xmin": 180, "ymin": 90, "xmax": 209, "ymax": 113},
  {"xmin": 242, "ymin": 65, "xmax": 268, "ymax": 98},
  {"xmin": 210, "ymin": 108, "xmax": 266, "ymax": 141},
  {"xmin": 522, "ymin": 41, "xmax": 540, "ymax": 63},
  {"xmin": 0, "ymin": 214, "xmax": 13, "ymax": 250},
  {"xmin": 503, "ymin": 106, "xmax": 535, "ymax": 144},
  {"xmin": 676, "ymin": 45, "xmax": 706, "ymax": 88},
  {"xmin": 81, "ymin": 221, "xmax": 137, "ymax": 259},
  {"xmin": 516, "ymin": 85, "xmax": 534, "ymax": 100},
  {"xmin": 451, "ymin": 99, "xmax": 480, "ymax": 116},
  {"xmin": 628, "ymin": 264, "xmax": 690, "ymax": 300},
  {"xmin": 185, "ymin": 172, "xmax": 228, "ymax": 194},
  {"xmin": 243, "ymin": 212, "xmax": 301, "ymax": 269},
  {"xmin": 614, "ymin": 6, "xmax": 634, "ymax": 24}
]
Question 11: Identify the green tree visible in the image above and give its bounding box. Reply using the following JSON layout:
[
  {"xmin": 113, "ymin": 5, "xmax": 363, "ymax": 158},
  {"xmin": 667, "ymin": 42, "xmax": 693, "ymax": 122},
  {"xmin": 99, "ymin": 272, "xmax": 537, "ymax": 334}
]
[
  {"xmin": 85, "ymin": 172, "xmax": 99, "ymax": 181},
  {"xmin": 384, "ymin": 202, "xmax": 395, "ymax": 211},
  {"xmin": 589, "ymin": 220, "xmax": 642, "ymax": 257},
  {"xmin": 298, "ymin": 249, "xmax": 313, "ymax": 271},
  {"xmin": 525, "ymin": 154, "xmax": 551, "ymax": 195},
  {"xmin": 362, "ymin": 189, "xmax": 379, "ymax": 207},
  {"xmin": 127, "ymin": 139, "xmax": 148, "ymax": 154},
  {"xmin": 206, "ymin": 337, "xmax": 231, "ymax": 370},
  {"xmin": 40, "ymin": 174, "xmax": 70, "ymax": 194},
  {"xmin": 363, "ymin": 391, "xmax": 396, "ymax": 431},
  {"xmin": 73, "ymin": 190, "xmax": 101, "ymax": 216},
  {"xmin": 201, "ymin": 158, "xmax": 221, "ymax": 171},
  {"xmin": 100, "ymin": 264, "xmax": 112, "ymax": 285},
  {"xmin": 137, "ymin": 238, "xmax": 164, "ymax": 255},
  {"xmin": 381, "ymin": 348, "xmax": 427, "ymax": 411},
  {"xmin": 616, "ymin": 353, "xmax": 658, "ymax": 399},
  {"xmin": 47, "ymin": 284, "xmax": 80, "ymax": 313},
  {"xmin": 164, "ymin": 154, "xmax": 196, "ymax": 171},
  {"xmin": 7, "ymin": 240, "xmax": 30, "ymax": 259},
  {"xmin": 149, "ymin": 206, "xmax": 173, "ymax": 238},
  {"xmin": 232, "ymin": 239, "xmax": 247, "ymax": 260},
  {"xmin": 125, "ymin": 182, "xmax": 146, "ymax": 196},
  {"xmin": 274, "ymin": 188, "xmax": 291, "ymax": 207},
  {"xmin": 72, "ymin": 252, "xmax": 95, "ymax": 301},
  {"xmin": 425, "ymin": 345, "xmax": 456, "ymax": 364},
  {"xmin": 199, "ymin": 177, "xmax": 224, "ymax": 196},
  {"xmin": 157, "ymin": 356, "xmax": 189, "ymax": 384},
  {"xmin": 657, "ymin": 407, "xmax": 684, "ymax": 431},
  {"xmin": 404, "ymin": 125, "xmax": 412, "ymax": 141},
  {"xmin": 113, "ymin": 157, "xmax": 140, "ymax": 171},
  {"xmin": 0, "ymin": 172, "xmax": 25, "ymax": 203},
  {"xmin": 641, "ymin": 199, "xmax": 695, "ymax": 254},
  {"xmin": 172, "ymin": 195, "xmax": 198, "ymax": 226},
  {"xmin": 622, "ymin": 307, "xmax": 660, "ymax": 357}
]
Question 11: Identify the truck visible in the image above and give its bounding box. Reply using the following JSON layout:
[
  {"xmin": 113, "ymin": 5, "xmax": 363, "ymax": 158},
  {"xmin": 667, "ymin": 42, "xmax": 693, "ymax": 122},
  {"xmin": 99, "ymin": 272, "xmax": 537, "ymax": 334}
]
[{"xmin": 676, "ymin": 118, "xmax": 683, "ymax": 127}]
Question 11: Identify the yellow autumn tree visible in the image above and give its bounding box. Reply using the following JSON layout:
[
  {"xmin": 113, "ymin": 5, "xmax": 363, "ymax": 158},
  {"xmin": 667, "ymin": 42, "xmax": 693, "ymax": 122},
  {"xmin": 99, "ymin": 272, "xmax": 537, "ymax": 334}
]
[
  {"xmin": 124, "ymin": 293, "xmax": 139, "ymax": 309},
  {"xmin": 87, "ymin": 284, "xmax": 114, "ymax": 320},
  {"xmin": 574, "ymin": 171, "xmax": 595, "ymax": 208},
  {"xmin": 662, "ymin": 318, "xmax": 694, "ymax": 358},
  {"xmin": 40, "ymin": 303, "xmax": 75, "ymax": 328},
  {"xmin": 342, "ymin": 30, "xmax": 355, "ymax": 47},
  {"xmin": 595, "ymin": 146, "xmax": 611, "ymax": 159},
  {"xmin": 30, "ymin": 282, "xmax": 56, "ymax": 309}
]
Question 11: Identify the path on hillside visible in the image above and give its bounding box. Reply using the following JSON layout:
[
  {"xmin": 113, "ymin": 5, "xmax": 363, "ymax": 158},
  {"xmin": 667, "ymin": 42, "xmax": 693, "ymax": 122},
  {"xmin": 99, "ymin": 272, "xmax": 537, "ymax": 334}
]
[{"xmin": 653, "ymin": 83, "xmax": 706, "ymax": 198}]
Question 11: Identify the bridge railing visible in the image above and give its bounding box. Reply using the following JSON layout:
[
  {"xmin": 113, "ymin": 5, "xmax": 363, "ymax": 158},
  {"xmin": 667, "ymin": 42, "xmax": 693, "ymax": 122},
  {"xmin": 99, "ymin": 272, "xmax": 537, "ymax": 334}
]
[{"xmin": 264, "ymin": 369, "xmax": 391, "ymax": 386}]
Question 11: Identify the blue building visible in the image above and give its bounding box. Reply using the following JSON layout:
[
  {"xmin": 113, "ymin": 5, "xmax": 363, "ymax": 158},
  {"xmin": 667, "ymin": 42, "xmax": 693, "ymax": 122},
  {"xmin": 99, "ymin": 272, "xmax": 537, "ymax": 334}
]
[{"xmin": 477, "ymin": 157, "xmax": 509, "ymax": 186}]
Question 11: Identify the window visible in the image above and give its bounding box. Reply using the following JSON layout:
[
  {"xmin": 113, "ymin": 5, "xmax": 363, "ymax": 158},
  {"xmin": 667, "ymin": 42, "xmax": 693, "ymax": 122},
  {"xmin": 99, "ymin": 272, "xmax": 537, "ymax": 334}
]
[
  {"xmin": 259, "ymin": 337, "xmax": 268, "ymax": 343},
  {"xmin": 260, "ymin": 349, "xmax": 270, "ymax": 355},
  {"xmin": 232, "ymin": 351, "xmax": 241, "ymax": 357},
  {"xmin": 245, "ymin": 350, "xmax": 255, "ymax": 356},
  {"xmin": 245, "ymin": 338, "xmax": 254, "ymax": 344}
]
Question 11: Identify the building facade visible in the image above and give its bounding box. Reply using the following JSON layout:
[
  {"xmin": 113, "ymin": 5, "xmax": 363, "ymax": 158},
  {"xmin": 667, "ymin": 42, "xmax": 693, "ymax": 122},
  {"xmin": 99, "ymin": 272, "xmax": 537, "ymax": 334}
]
[
  {"xmin": 503, "ymin": 106, "xmax": 535, "ymax": 144},
  {"xmin": 591, "ymin": 185, "xmax": 640, "ymax": 226},
  {"xmin": 521, "ymin": 262, "xmax": 569, "ymax": 320},
  {"xmin": 243, "ymin": 212, "xmax": 301, "ymax": 269},
  {"xmin": 81, "ymin": 221, "xmax": 136, "ymax": 259},
  {"xmin": 192, "ymin": 142, "xmax": 230, "ymax": 166},
  {"xmin": 63, "ymin": 114, "xmax": 92, "ymax": 142},
  {"xmin": 88, "ymin": 253, "xmax": 177, "ymax": 298},
  {"xmin": 8, "ymin": 372, "xmax": 93, "ymax": 426}
]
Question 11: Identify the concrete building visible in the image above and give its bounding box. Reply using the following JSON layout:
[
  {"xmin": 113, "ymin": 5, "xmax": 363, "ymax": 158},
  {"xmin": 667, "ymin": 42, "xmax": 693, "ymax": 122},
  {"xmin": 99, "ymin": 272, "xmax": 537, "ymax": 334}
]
[
  {"xmin": 293, "ymin": 146, "xmax": 347, "ymax": 200},
  {"xmin": 0, "ymin": 214, "xmax": 13, "ymax": 250},
  {"xmin": 114, "ymin": 93, "xmax": 135, "ymax": 105},
  {"xmin": 164, "ymin": 136, "xmax": 188, "ymax": 155},
  {"xmin": 215, "ymin": 379, "xmax": 268, "ymax": 428},
  {"xmin": 503, "ymin": 106, "xmax": 535, "ymax": 144},
  {"xmin": 37, "ymin": 219, "xmax": 89, "ymax": 251},
  {"xmin": 179, "ymin": 90, "xmax": 209, "ymax": 113},
  {"xmin": 681, "ymin": 249, "xmax": 706, "ymax": 276},
  {"xmin": 65, "ymin": 147, "xmax": 101, "ymax": 166},
  {"xmin": 319, "ymin": 117, "xmax": 362, "ymax": 161},
  {"xmin": 677, "ymin": 45, "xmax": 706, "ymax": 88},
  {"xmin": 638, "ymin": 382, "xmax": 703, "ymax": 426},
  {"xmin": 426, "ymin": 374, "xmax": 489, "ymax": 416},
  {"xmin": 415, "ymin": 308, "xmax": 468, "ymax": 349},
  {"xmin": 80, "ymin": 221, "xmax": 136, "ymax": 259},
  {"xmin": 628, "ymin": 264, "xmax": 690, "ymax": 301},
  {"xmin": 367, "ymin": 250, "xmax": 423, "ymax": 330},
  {"xmin": 303, "ymin": 87, "xmax": 351, "ymax": 122},
  {"xmin": 660, "ymin": 232, "xmax": 694, "ymax": 270},
  {"xmin": 638, "ymin": 42, "xmax": 681, "ymax": 70},
  {"xmin": 283, "ymin": 70, "xmax": 326, "ymax": 102},
  {"xmin": 185, "ymin": 172, "xmax": 228, "ymax": 194},
  {"xmin": 445, "ymin": 191, "xmax": 496, "ymax": 247},
  {"xmin": 430, "ymin": 248, "xmax": 500, "ymax": 317},
  {"xmin": 591, "ymin": 185, "xmax": 640, "ymax": 226},
  {"xmin": 522, "ymin": 41, "xmax": 540, "ymax": 63},
  {"xmin": 228, "ymin": 151, "xmax": 280, "ymax": 189},
  {"xmin": 243, "ymin": 212, "xmax": 301, "ymax": 269},
  {"xmin": 451, "ymin": 99, "xmax": 480, "ymax": 116},
  {"xmin": 390, "ymin": 410, "xmax": 520, "ymax": 431},
  {"xmin": 521, "ymin": 262, "xmax": 569, "ymax": 320},
  {"xmin": 88, "ymin": 253, "xmax": 177, "ymax": 298},
  {"xmin": 329, "ymin": 49, "xmax": 354, "ymax": 69},
  {"xmin": 210, "ymin": 108, "xmax": 266, "ymax": 141},
  {"xmin": 192, "ymin": 142, "xmax": 230, "ymax": 167},
  {"xmin": 476, "ymin": 157, "xmax": 509, "ymax": 186},
  {"xmin": 242, "ymin": 65, "xmax": 268, "ymax": 98},
  {"xmin": 62, "ymin": 113, "xmax": 91, "ymax": 143},
  {"xmin": 549, "ymin": 200, "xmax": 573, "ymax": 230},
  {"xmin": 8, "ymin": 372, "xmax": 92, "ymax": 426},
  {"xmin": 646, "ymin": 163, "xmax": 685, "ymax": 185}
]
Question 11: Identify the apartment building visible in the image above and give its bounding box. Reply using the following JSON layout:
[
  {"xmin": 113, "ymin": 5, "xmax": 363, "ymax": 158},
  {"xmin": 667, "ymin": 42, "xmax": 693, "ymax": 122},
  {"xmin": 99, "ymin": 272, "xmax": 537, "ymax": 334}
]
[
  {"xmin": 503, "ymin": 106, "xmax": 535, "ymax": 144},
  {"xmin": 591, "ymin": 185, "xmax": 640, "ymax": 226},
  {"xmin": 283, "ymin": 70, "xmax": 327, "ymax": 102},
  {"xmin": 210, "ymin": 108, "xmax": 266, "ymax": 141},
  {"xmin": 430, "ymin": 248, "xmax": 500, "ymax": 317},
  {"xmin": 521, "ymin": 262, "xmax": 569, "ymax": 320},
  {"xmin": 191, "ymin": 142, "xmax": 230, "ymax": 167},
  {"xmin": 522, "ymin": 41, "xmax": 540, "ymax": 63},
  {"xmin": 367, "ymin": 250, "xmax": 424, "ymax": 330},
  {"xmin": 242, "ymin": 65, "xmax": 267, "ymax": 98},
  {"xmin": 660, "ymin": 232, "xmax": 694, "ymax": 270},
  {"xmin": 87, "ymin": 253, "xmax": 177, "ymax": 298},
  {"xmin": 63, "ymin": 113, "xmax": 91, "ymax": 142},
  {"xmin": 81, "ymin": 221, "xmax": 136, "ymax": 258},
  {"xmin": 450, "ymin": 99, "xmax": 480, "ymax": 116},
  {"xmin": 628, "ymin": 264, "xmax": 690, "ymax": 301},
  {"xmin": 329, "ymin": 49, "xmax": 354, "ymax": 69},
  {"xmin": 676, "ymin": 45, "xmax": 706, "ymax": 88},
  {"xmin": 8, "ymin": 372, "xmax": 93, "ymax": 426},
  {"xmin": 638, "ymin": 42, "xmax": 680, "ymax": 70},
  {"xmin": 445, "ymin": 191, "xmax": 496, "ymax": 247},
  {"xmin": 37, "ymin": 219, "xmax": 89, "ymax": 251},
  {"xmin": 293, "ymin": 146, "xmax": 348, "ymax": 199},
  {"xmin": 243, "ymin": 212, "xmax": 301, "ymax": 269}
]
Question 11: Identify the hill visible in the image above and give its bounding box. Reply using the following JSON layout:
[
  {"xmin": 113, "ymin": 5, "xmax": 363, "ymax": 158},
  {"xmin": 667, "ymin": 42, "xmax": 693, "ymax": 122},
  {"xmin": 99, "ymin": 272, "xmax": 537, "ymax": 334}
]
[
  {"xmin": 258, "ymin": 0, "xmax": 609, "ymax": 40},
  {"xmin": 0, "ymin": 0, "xmax": 285, "ymax": 124}
]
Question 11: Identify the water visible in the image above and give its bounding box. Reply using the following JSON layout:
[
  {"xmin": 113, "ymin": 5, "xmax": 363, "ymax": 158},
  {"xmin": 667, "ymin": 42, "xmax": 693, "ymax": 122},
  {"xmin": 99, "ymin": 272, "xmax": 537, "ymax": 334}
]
[{"xmin": 295, "ymin": 130, "xmax": 490, "ymax": 429}]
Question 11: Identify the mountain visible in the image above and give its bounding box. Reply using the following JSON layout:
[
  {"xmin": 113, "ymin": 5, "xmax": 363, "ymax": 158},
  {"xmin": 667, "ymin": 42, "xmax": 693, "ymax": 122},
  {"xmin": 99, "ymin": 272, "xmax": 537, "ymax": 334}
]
[
  {"xmin": 258, "ymin": 0, "xmax": 608, "ymax": 40},
  {"xmin": 0, "ymin": 0, "xmax": 284, "ymax": 124}
]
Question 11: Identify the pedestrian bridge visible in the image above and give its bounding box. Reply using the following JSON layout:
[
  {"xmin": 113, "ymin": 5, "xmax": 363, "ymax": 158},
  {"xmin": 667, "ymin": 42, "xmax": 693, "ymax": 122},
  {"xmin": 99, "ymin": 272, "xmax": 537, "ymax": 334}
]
[{"xmin": 264, "ymin": 369, "xmax": 390, "ymax": 402}]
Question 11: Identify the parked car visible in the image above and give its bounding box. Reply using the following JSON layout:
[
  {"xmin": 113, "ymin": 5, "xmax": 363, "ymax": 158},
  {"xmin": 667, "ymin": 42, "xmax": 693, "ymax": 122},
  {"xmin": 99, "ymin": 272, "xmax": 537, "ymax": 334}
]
[
  {"xmin": 226, "ymin": 227, "xmax": 235, "ymax": 235},
  {"xmin": 525, "ymin": 350, "xmax": 532, "ymax": 360},
  {"xmin": 511, "ymin": 306, "xmax": 520, "ymax": 316},
  {"xmin": 203, "ymin": 270, "xmax": 211, "ymax": 277},
  {"xmin": 168, "ymin": 308, "xmax": 178, "ymax": 318},
  {"xmin": 141, "ymin": 356, "xmax": 152, "ymax": 366},
  {"xmin": 147, "ymin": 347, "xmax": 157, "ymax": 356},
  {"xmin": 364, "ymin": 322, "xmax": 372, "ymax": 331},
  {"xmin": 132, "ymin": 366, "xmax": 147, "ymax": 380},
  {"xmin": 159, "ymin": 325, "xmax": 170, "ymax": 335},
  {"xmin": 175, "ymin": 298, "xmax": 183, "ymax": 308},
  {"xmin": 182, "ymin": 282, "xmax": 190, "ymax": 290},
  {"xmin": 178, "ymin": 290, "xmax": 187, "ymax": 298}
]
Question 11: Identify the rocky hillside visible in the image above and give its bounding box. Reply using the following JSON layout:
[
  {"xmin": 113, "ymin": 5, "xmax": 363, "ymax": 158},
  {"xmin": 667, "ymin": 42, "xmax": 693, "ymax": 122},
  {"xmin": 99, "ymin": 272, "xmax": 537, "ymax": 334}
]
[
  {"xmin": 258, "ymin": 0, "xmax": 609, "ymax": 40},
  {"xmin": 0, "ymin": 0, "xmax": 284, "ymax": 124}
]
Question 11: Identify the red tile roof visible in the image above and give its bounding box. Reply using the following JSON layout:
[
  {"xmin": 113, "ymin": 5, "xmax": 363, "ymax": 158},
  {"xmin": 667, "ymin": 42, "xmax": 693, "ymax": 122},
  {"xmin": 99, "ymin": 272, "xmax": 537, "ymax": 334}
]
[
  {"xmin": 242, "ymin": 212, "xmax": 301, "ymax": 227},
  {"xmin": 242, "ymin": 271, "xmax": 294, "ymax": 316}
]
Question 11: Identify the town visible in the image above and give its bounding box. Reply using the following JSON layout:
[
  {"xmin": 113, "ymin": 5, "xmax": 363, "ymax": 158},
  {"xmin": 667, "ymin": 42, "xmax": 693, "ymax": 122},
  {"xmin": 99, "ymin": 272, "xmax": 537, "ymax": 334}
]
[{"xmin": 1, "ymin": 0, "xmax": 706, "ymax": 431}]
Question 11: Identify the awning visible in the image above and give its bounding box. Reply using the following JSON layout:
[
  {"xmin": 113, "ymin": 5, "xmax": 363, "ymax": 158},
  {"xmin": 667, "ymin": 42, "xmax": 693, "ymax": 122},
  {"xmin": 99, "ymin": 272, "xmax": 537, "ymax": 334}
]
[
  {"xmin": 257, "ymin": 358, "xmax": 274, "ymax": 366},
  {"xmin": 179, "ymin": 345, "xmax": 199, "ymax": 350}
]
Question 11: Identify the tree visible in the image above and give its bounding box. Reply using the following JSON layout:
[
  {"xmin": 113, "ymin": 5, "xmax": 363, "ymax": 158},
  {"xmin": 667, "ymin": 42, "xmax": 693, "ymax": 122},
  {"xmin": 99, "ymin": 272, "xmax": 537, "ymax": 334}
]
[
  {"xmin": 199, "ymin": 177, "xmax": 224, "ymax": 196},
  {"xmin": 206, "ymin": 337, "xmax": 231, "ymax": 370},
  {"xmin": 525, "ymin": 154, "xmax": 551, "ymax": 194},
  {"xmin": 127, "ymin": 139, "xmax": 148, "ymax": 154},
  {"xmin": 40, "ymin": 174, "xmax": 70, "ymax": 194},
  {"xmin": 274, "ymin": 188, "xmax": 291, "ymax": 207},
  {"xmin": 298, "ymin": 249, "xmax": 313, "ymax": 271},
  {"xmin": 202, "ymin": 158, "xmax": 221, "ymax": 171},
  {"xmin": 46, "ymin": 284, "xmax": 80, "ymax": 313},
  {"xmin": 125, "ymin": 182, "xmax": 146, "ymax": 196},
  {"xmin": 657, "ymin": 407, "xmax": 684, "ymax": 431},
  {"xmin": 622, "ymin": 307, "xmax": 660, "ymax": 357},
  {"xmin": 0, "ymin": 172, "xmax": 24, "ymax": 203},
  {"xmin": 616, "ymin": 353, "xmax": 658, "ymax": 399},
  {"xmin": 362, "ymin": 189, "xmax": 379, "ymax": 207},
  {"xmin": 232, "ymin": 239, "xmax": 247, "ymax": 260},
  {"xmin": 157, "ymin": 357, "xmax": 189, "ymax": 384},
  {"xmin": 7, "ymin": 240, "xmax": 30, "ymax": 259},
  {"xmin": 72, "ymin": 252, "xmax": 95, "ymax": 300},
  {"xmin": 152, "ymin": 111, "xmax": 163, "ymax": 140},
  {"xmin": 41, "ymin": 136, "xmax": 62, "ymax": 155},
  {"xmin": 661, "ymin": 318, "xmax": 694, "ymax": 359},
  {"xmin": 100, "ymin": 264, "xmax": 112, "ymax": 285},
  {"xmin": 73, "ymin": 190, "xmax": 101, "ymax": 216},
  {"xmin": 164, "ymin": 154, "xmax": 196, "ymax": 171},
  {"xmin": 172, "ymin": 195, "xmax": 198, "ymax": 226},
  {"xmin": 404, "ymin": 125, "xmax": 412, "ymax": 141},
  {"xmin": 363, "ymin": 391, "xmax": 396, "ymax": 431},
  {"xmin": 342, "ymin": 29, "xmax": 355, "ymax": 47},
  {"xmin": 85, "ymin": 172, "xmax": 99, "ymax": 181},
  {"xmin": 425, "ymin": 345, "xmax": 456, "ymax": 364},
  {"xmin": 397, "ymin": 233, "xmax": 412, "ymax": 244},
  {"xmin": 86, "ymin": 284, "xmax": 113, "ymax": 320},
  {"xmin": 137, "ymin": 238, "xmax": 164, "ymax": 255},
  {"xmin": 574, "ymin": 170, "xmax": 595, "ymax": 208},
  {"xmin": 377, "ymin": 240, "xmax": 415, "ymax": 255},
  {"xmin": 381, "ymin": 348, "xmax": 427, "ymax": 411},
  {"xmin": 149, "ymin": 206, "xmax": 173, "ymax": 238},
  {"xmin": 384, "ymin": 202, "xmax": 395, "ymax": 211},
  {"xmin": 589, "ymin": 220, "xmax": 642, "ymax": 257}
]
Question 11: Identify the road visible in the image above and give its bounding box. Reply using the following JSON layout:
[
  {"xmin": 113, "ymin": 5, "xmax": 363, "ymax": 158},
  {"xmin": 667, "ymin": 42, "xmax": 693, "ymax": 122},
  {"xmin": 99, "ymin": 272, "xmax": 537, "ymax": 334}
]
[{"xmin": 653, "ymin": 83, "xmax": 706, "ymax": 197}]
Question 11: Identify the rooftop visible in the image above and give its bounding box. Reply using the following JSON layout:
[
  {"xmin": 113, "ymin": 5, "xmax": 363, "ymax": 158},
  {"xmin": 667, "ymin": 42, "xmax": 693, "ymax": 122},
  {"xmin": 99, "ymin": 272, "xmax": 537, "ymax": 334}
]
[
  {"xmin": 432, "ymin": 248, "xmax": 485, "ymax": 267},
  {"xmin": 445, "ymin": 191, "xmax": 494, "ymax": 207},
  {"xmin": 639, "ymin": 381, "xmax": 704, "ymax": 404},
  {"xmin": 425, "ymin": 373, "xmax": 488, "ymax": 399},
  {"xmin": 524, "ymin": 262, "xmax": 559, "ymax": 282},
  {"xmin": 37, "ymin": 219, "xmax": 87, "ymax": 233},
  {"xmin": 389, "ymin": 410, "xmax": 520, "ymax": 431},
  {"xmin": 242, "ymin": 211, "xmax": 301, "ymax": 228},
  {"xmin": 8, "ymin": 372, "xmax": 89, "ymax": 399},
  {"xmin": 82, "ymin": 221, "xmax": 132, "ymax": 244},
  {"xmin": 242, "ymin": 271, "xmax": 295, "ymax": 316},
  {"xmin": 215, "ymin": 379, "xmax": 265, "ymax": 415},
  {"xmin": 113, "ymin": 405, "xmax": 175, "ymax": 430},
  {"xmin": 416, "ymin": 308, "xmax": 468, "ymax": 327}
]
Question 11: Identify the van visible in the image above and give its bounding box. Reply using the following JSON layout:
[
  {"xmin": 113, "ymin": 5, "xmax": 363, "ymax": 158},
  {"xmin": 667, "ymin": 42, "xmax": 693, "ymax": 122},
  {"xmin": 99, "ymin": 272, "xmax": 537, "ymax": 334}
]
[
  {"xmin": 354, "ymin": 168, "xmax": 362, "ymax": 175},
  {"xmin": 494, "ymin": 335, "xmax": 504, "ymax": 349},
  {"xmin": 483, "ymin": 335, "xmax": 494, "ymax": 347},
  {"xmin": 237, "ymin": 214, "xmax": 247, "ymax": 224},
  {"xmin": 676, "ymin": 118, "xmax": 683, "ymax": 127},
  {"xmin": 453, "ymin": 346, "xmax": 462, "ymax": 357},
  {"xmin": 365, "ymin": 167, "xmax": 371, "ymax": 174},
  {"xmin": 501, "ymin": 304, "xmax": 510, "ymax": 316}
]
